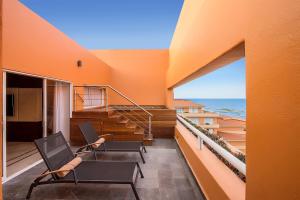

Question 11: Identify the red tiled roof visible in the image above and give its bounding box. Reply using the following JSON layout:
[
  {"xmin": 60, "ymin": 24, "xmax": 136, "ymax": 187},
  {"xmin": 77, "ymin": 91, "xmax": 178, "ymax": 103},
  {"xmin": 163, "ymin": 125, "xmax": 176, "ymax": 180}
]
[{"xmin": 174, "ymin": 99, "xmax": 203, "ymax": 108}]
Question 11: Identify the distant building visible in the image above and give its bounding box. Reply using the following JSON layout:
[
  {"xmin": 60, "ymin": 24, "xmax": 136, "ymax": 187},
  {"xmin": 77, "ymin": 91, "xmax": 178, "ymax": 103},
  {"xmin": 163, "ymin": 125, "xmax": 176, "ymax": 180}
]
[
  {"xmin": 174, "ymin": 99, "xmax": 219, "ymax": 133},
  {"xmin": 174, "ymin": 99, "xmax": 246, "ymax": 154}
]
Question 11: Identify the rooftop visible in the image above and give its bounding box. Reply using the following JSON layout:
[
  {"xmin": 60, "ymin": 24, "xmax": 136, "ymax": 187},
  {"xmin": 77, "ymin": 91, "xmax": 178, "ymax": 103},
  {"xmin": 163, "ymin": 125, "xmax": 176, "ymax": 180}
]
[
  {"xmin": 174, "ymin": 99, "xmax": 203, "ymax": 108},
  {"xmin": 3, "ymin": 139, "xmax": 204, "ymax": 200}
]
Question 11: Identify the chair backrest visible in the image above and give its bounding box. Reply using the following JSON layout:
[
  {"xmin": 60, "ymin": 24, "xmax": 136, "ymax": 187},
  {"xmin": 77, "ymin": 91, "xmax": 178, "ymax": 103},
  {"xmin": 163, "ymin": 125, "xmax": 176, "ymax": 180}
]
[
  {"xmin": 78, "ymin": 122, "xmax": 99, "ymax": 144},
  {"xmin": 34, "ymin": 132, "xmax": 75, "ymax": 175}
]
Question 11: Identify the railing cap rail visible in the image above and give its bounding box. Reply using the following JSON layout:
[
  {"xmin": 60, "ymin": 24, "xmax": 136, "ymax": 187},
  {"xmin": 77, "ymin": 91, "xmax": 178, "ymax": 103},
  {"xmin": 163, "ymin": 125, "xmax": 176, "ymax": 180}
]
[{"xmin": 177, "ymin": 114, "xmax": 246, "ymax": 175}]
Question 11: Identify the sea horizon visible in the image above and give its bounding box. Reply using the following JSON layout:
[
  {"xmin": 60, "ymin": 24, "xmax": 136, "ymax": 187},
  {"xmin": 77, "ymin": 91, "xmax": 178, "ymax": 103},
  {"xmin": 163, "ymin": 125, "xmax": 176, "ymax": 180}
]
[{"xmin": 178, "ymin": 98, "xmax": 246, "ymax": 119}]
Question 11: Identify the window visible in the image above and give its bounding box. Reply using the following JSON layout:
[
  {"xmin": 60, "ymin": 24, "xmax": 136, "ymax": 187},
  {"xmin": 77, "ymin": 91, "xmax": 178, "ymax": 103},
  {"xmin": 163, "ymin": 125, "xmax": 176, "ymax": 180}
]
[
  {"xmin": 204, "ymin": 117, "xmax": 214, "ymax": 125},
  {"xmin": 190, "ymin": 118, "xmax": 199, "ymax": 125},
  {"xmin": 189, "ymin": 107, "xmax": 198, "ymax": 113},
  {"xmin": 84, "ymin": 87, "xmax": 105, "ymax": 108},
  {"xmin": 176, "ymin": 108, "xmax": 184, "ymax": 113}
]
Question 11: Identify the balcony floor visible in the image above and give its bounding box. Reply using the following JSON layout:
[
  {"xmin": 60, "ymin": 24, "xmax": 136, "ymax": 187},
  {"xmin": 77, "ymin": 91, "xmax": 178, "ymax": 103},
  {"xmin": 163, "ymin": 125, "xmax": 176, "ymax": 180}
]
[{"xmin": 3, "ymin": 139, "xmax": 205, "ymax": 200}]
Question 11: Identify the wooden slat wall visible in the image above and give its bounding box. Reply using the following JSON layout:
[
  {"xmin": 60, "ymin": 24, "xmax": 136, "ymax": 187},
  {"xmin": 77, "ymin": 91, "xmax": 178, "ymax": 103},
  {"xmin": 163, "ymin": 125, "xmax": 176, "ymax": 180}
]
[
  {"xmin": 70, "ymin": 108, "xmax": 177, "ymax": 146},
  {"xmin": 125, "ymin": 109, "xmax": 177, "ymax": 138}
]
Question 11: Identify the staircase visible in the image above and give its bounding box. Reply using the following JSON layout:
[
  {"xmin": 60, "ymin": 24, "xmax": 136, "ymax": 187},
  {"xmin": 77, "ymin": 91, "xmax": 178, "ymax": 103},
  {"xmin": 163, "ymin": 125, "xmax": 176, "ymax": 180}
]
[
  {"xmin": 71, "ymin": 109, "xmax": 152, "ymax": 145},
  {"xmin": 71, "ymin": 85, "xmax": 153, "ymax": 146}
]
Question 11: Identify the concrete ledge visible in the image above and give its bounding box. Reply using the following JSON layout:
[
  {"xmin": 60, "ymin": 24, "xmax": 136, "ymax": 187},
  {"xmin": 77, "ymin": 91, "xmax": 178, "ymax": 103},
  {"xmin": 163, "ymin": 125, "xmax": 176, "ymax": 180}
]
[{"xmin": 175, "ymin": 122, "xmax": 245, "ymax": 200}]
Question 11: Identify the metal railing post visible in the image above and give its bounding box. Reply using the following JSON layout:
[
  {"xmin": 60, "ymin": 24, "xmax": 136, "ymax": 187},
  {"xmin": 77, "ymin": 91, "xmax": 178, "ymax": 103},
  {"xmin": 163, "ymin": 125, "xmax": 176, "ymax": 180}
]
[
  {"xmin": 148, "ymin": 116, "xmax": 152, "ymax": 138},
  {"xmin": 105, "ymin": 87, "xmax": 108, "ymax": 111},
  {"xmin": 74, "ymin": 89, "xmax": 77, "ymax": 111},
  {"xmin": 198, "ymin": 136, "xmax": 204, "ymax": 150}
]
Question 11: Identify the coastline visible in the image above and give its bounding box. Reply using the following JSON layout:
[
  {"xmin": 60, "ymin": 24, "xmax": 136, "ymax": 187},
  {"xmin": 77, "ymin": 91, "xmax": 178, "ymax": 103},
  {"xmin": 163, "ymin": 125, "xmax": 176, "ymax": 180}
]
[{"xmin": 186, "ymin": 98, "xmax": 246, "ymax": 120}]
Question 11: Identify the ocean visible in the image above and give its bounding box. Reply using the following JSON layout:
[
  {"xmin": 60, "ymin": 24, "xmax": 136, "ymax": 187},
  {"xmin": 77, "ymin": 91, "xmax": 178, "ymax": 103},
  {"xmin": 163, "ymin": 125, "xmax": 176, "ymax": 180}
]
[{"xmin": 188, "ymin": 98, "xmax": 246, "ymax": 119}]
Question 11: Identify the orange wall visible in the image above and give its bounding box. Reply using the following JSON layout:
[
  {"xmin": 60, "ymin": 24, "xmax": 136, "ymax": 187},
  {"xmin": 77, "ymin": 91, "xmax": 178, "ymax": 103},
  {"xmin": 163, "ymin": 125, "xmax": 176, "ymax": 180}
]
[
  {"xmin": 3, "ymin": 0, "xmax": 111, "ymax": 85},
  {"xmin": 92, "ymin": 50, "xmax": 169, "ymax": 105},
  {"xmin": 169, "ymin": 0, "xmax": 300, "ymax": 199},
  {"xmin": 218, "ymin": 118, "xmax": 246, "ymax": 129},
  {"xmin": 175, "ymin": 122, "xmax": 245, "ymax": 200},
  {"xmin": 0, "ymin": 0, "xmax": 2, "ymax": 194},
  {"xmin": 167, "ymin": 0, "xmax": 246, "ymax": 88}
]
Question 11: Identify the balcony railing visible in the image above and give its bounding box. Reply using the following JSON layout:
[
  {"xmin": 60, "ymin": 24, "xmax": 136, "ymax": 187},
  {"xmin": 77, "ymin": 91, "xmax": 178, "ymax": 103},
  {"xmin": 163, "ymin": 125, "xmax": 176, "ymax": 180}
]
[{"xmin": 177, "ymin": 114, "xmax": 246, "ymax": 176}]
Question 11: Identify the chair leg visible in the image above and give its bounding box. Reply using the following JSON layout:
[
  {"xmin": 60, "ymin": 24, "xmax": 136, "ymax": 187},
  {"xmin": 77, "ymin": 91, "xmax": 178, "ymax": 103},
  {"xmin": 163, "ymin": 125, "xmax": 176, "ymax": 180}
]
[
  {"xmin": 93, "ymin": 150, "xmax": 97, "ymax": 160},
  {"xmin": 26, "ymin": 183, "xmax": 36, "ymax": 199},
  {"xmin": 130, "ymin": 183, "xmax": 140, "ymax": 200},
  {"xmin": 143, "ymin": 146, "xmax": 147, "ymax": 153},
  {"xmin": 136, "ymin": 162, "xmax": 144, "ymax": 178},
  {"xmin": 139, "ymin": 150, "xmax": 145, "ymax": 164}
]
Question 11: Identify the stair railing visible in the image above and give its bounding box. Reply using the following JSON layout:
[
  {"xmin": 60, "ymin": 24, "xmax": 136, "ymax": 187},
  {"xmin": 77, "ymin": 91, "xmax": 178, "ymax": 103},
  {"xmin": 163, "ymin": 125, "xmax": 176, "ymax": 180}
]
[{"xmin": 73, "ymin": 85, "xmax": 153, "ymax": 139}]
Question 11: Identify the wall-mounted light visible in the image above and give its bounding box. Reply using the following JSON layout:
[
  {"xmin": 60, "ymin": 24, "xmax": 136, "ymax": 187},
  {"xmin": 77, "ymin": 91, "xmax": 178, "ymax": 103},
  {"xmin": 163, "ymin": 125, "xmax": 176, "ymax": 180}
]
[{"xmin": 77, "ymin": 60, "xmax": 82, "ymax": 68}]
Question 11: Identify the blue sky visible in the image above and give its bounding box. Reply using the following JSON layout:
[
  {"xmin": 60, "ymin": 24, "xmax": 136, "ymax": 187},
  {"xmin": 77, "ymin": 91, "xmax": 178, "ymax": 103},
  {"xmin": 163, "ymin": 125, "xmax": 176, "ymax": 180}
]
[
  {"xmin": 174, "ymin": 59, "xmax": 246, "ymax": 99},
  {"xmin": 21, "ymin": 1, "xmax": 245, "ymax": 98},
  {"xmin": 21, "ymin": 0, "xmax": 183, "ymax": 49}
]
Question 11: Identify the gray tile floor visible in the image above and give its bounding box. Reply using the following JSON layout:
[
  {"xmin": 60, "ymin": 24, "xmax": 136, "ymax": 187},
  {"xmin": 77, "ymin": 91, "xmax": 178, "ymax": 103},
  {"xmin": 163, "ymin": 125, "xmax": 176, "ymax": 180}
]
[{"xmin": 3, "ymin": 139, "xmax": 205, "ymax": 200}]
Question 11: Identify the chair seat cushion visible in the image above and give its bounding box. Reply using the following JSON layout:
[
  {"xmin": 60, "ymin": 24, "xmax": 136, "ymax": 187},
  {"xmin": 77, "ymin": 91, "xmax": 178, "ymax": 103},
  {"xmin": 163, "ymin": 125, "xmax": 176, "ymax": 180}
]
[
  {"xmin": 97, "ymin": 141, "xmax": 142, "ymax": 151},
  {"xmin": 63, "ymin": 161, "xmax": 137, "ymax": 182}
]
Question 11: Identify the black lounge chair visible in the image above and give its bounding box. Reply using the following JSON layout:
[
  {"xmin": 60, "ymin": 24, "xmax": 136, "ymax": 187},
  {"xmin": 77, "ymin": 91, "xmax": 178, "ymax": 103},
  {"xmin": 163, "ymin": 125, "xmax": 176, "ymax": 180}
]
[
  {"xmin": 78, "ymin": 122, "xmax": 147, "ymax": 163},
  {"xmin": 26, "ymin": 132, "xmax": 144, "ymax": 200}
]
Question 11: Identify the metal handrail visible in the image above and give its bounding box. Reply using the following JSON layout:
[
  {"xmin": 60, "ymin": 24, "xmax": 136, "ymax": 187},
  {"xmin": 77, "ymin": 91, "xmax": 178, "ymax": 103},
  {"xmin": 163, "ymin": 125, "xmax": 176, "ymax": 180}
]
[
  {"xmin": 76, "ymin": 85, "xmax": 153, "ymax": 117},
  {"xmin": 113, "ymin": 106, "xmax": 149, "ymax": 126},
  {"xmin": 177, "ymin": 114, "xmax": 246, "ymax": 175},
  {"xmin": 73, "ymin": 85, "xmax": 152, "ymax": 137},
  {"xmin": 111, "ymin": 105, "xmax": 149, "ymax": 121},
  {"xmin": 75, "ymin": 92, "xmax": 84, "ymax": 102},
  {"xmin": 112, "ymin": 110, "xmax": 149, "ymax": 133}
]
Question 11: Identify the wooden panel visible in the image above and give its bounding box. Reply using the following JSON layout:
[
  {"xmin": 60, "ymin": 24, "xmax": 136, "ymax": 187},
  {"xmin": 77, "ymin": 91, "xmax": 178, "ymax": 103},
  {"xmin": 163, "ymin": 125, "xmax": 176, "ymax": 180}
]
[
  {"xmin": 152, "ymin": 127, "xmax": 175, "ymax": 138},
  {"xmin": 70, "ymin": 108, "xmax": 177, "ymax": 145},
  {"xmin": 70, "ymin": 118, "xmax": 102, "ymax": 146},
  {"xmin": 7, "ymin": 88, "xmax": 43, "ymax": 122},
  {"xmin": 123, "ymin": 109, "xmax": 176, "ymax": 138},
  {"xmin": 18, "ymin": 88, "xmax": 42, "ymax": 121},
  {"xmin": 72, "ymin": 111, "xmax": 108, "ymax": 118}
]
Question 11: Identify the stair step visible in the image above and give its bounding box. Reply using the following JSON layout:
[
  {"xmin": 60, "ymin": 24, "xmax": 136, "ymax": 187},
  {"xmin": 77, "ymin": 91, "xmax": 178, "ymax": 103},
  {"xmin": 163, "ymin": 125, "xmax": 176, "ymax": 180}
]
[
  {"xmin": 112, "ymin": 134, "xmax": 144, "ymax": 141},
  {"xmin": 109, "ymin": 113, "xmax": 121, "ymax": 118},
  {"xmin": 119, "ymin": 118, "xmax": 130, "ymax": 124},
  {"xmin": 126, "ymin": 123, "xmax": 137, "ymax": 129},
  {"xmin": 103, "ymin": 132, "xmax": 136, "ymax": 136},
  {"xmin": 143, "ymin": 135, "xmax": 153, "ymax": 146},
  {"xmin": 135, "ymin": 128, "xmax": 144, "ymax": 135},
  {"xmin": 103, "ymin": 126, "xmax": 135, "ymax": 132}
]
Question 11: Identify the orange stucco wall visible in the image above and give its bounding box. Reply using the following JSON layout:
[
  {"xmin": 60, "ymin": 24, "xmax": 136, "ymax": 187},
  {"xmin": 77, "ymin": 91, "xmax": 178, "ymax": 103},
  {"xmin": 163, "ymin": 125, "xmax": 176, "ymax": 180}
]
[
  {"xmin": 0, "ymin": 0, "xmax": 2, "ymax": 193},
  {"xmin": 167, "ymin": 0, "xmax": 246, "ymax": 88},
  {"xmin": 175, "ymin": 122, "xmax": 245, "ymax": 200},
  {"xmin": 3, "ymin": 0, "xmax": 111, "ymax": 85},
  {"xmin": 169, "ymin": 0, "xmax": 300, "ymax": 199},
  {"xmin": 92, "ymin": 50, "xmax": 169, "ymax": 105}
]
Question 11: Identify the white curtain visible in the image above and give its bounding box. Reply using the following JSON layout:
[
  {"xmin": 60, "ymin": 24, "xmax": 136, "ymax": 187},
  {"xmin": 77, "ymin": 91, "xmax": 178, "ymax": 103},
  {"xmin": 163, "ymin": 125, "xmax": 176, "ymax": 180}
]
[{"xmin": 53, "ymin": 82, "xmax": 70, "ymax": 141}]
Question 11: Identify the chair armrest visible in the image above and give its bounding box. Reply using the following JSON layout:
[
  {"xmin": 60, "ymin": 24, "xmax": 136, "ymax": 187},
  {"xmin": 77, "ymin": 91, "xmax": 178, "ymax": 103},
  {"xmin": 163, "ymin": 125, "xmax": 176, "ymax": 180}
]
[
  {"xmin": 37, "ymin": 169, "xmax": 78, "ymax": 184},
  {"xmin": 74, "ymin": 150, "xmax": 92, "ymax": 156},
  {"xmin": 76, "ymin": 140, "xmax": 105, "ymax": 151},
  {"xmin": 99, "ymin": 133, "xmax": 113, "ymax": 138},
  {"xmin": 99, "ymin": 133, "xmax": 114, "ymax": 141},
  {"xmin": 37, "ymin": 169, "xmax": 75, "ymax": 179}
]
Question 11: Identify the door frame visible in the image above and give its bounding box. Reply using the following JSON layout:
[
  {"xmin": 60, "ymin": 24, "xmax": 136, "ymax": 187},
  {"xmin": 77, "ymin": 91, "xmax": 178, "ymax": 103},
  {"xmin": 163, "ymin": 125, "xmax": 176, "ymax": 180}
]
[{"xmin": 2, "ymin": 69, "xmax": 73, "ymax": 182}]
